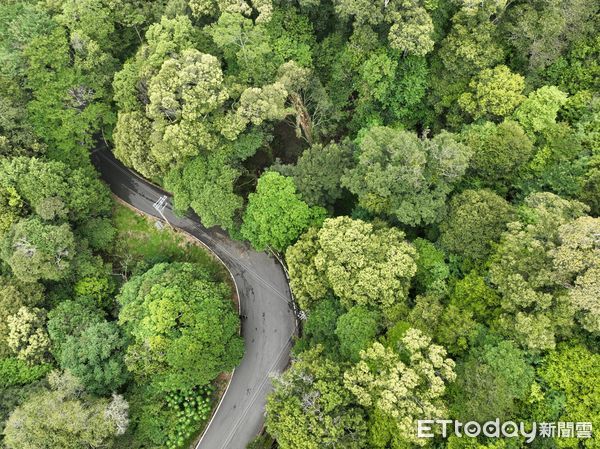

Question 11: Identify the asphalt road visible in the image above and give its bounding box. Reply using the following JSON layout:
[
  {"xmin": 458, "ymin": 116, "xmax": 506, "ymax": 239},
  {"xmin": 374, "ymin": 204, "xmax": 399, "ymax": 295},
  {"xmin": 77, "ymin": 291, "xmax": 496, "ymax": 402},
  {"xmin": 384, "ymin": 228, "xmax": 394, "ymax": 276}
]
[{"xmin": 91, "ymin": 146, "xmax": 297, "ymax": 449}]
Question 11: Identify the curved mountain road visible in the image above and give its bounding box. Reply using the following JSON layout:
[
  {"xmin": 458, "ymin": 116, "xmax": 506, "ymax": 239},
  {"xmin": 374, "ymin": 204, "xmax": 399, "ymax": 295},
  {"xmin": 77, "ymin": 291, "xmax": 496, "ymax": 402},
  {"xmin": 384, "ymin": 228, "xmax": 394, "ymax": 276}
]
[{"xmin": 91, "ymin": 146, "xmax": 297, "ymax": 449}]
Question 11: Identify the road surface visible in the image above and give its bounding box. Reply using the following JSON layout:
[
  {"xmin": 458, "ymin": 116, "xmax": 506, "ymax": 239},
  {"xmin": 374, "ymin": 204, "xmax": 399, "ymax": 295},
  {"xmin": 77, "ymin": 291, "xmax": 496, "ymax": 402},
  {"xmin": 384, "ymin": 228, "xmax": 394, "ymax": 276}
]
[{"xmin": 91, "ymin": 146, "xmax": 297, "ymax": 449}]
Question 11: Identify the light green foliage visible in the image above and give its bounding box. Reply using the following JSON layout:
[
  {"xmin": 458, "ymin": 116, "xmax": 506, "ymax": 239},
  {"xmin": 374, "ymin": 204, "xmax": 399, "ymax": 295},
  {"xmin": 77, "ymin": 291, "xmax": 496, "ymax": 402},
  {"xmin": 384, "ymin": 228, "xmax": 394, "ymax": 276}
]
[
  {"xmin": 4, "ymin": 371, "xmax": 129, "ymax": 449},
  {"xmin": 118, "ymin": 46, "xmax": 231, "ymax": 175},
  {"xmin": 439, "ymin": 189, "xmax": 514, "ymax": 263},
  {"xmin": 344, "ymin": 329, "xmax": 455, "ymax": 447},
  {"xmin": 274, "ymin": 141, "xmax": 354, "ymax": 209},
  {"xmin": 241, "ymin": 172, "xmax": 326, "ymax": 252},
  {"xmin": 451, "ymin": 340, "xmax": 534, "ymax": 421},
  {"xmin": 112, "ymin": 15, "xmax": 199, "ymax": 112},
  {"xmin": 458, "ymin": 65, "xmax": 525, "ymax": 121},
  {"xmin": 429, "ymin": 7, "xmax": 505, "ymax": 124},
  {"xmin": 266, "ymin": 348, "xmax": 368, "ymax": 449},
  {"xmin": 0, "ymin": 276, "xmax": 43, "ymax": 358},
  {"xmin": 6, "ymin": 306, "xmax": 49, "ymax": 364},
  {"xmin": 189, "ymin": 0, "xmax": 273, "ymax": 23},
  {"xmin": 538, "ymin": 344, "xmax": 599, "ymax": 449},
  {"xmin": 287, "ymin": 217, "xmax": 417, "ymax": 317},
  {"xmin": 513, "ymin": 86, "xmax": 568, "ymax": 135},
  {"xmin": 59, "ymin": 321, "xmax": 129, "ymax": 395},
  {"xmin": 489, "ymin": 193, "xmax": 589, "ymax": 351},
  {"xmin": 552, "ymin": 216, "xmax": 600, "ymax": 333},
  {"xmin": 460, "ymin": 120, "xmax": 534, "ymax": 191},
  {"xmin": 236, "ymin": 83, "xmax": 291, "ymax": 127},
  {"xmin": 335, "ymin": 306, "xmax": 380, "ymax": 362},
  {"xmin": 118, "ymin": 262, "xmax": 243, "ymax": 392},
  {"xmin": 342, "ymin": 127, "xmax": 471, "ymax": 225},
  {"xmin": 285, "ymin": 227, "xmax": 328, "ymax": 311},
  {"xmin": 0, "ymin": 357, "xmax": 51, "ymax": 388},
  {"xmin": 207, "ymin": 12, "xmax": 274, "ymax": 84},
  {"xmin": 112, "ymin": 111, "xmax": 157, "ymax": 178},
  {"xmin": 413, "ymin": 238, "xmax": 449, "ymax": 294},
  {"xmin": 146, "ymin": 49, "xmax": 229, "ymax": 169}
]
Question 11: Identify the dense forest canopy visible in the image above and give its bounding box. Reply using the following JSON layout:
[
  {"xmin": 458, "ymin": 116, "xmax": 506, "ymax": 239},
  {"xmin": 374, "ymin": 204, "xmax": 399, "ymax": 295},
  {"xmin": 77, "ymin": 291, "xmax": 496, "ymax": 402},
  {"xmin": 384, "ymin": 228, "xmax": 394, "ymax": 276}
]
[{"xmin": 0, "ymin": 0, "xmax": 598, "ymax": 448}]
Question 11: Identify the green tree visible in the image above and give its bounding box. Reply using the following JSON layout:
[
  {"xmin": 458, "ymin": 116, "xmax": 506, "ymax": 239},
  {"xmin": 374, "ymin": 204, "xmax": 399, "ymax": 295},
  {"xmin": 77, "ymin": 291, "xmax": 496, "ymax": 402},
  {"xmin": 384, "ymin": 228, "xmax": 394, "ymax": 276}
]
[
  {"xmin": 296, "ymin": 297, "xmax": 343, "ymax": 358},
  {"xmin": 0, "ymin": 276, "xmax": 43, "ymax": 358},
  {"xmin": 537, "ymin": 344, "xmax": 599, "ymax": 449},
  {"xmin": 266, "ymin": 347, "xmax": 368, "ymax": 449},
  {"xmin": 344, "ymin": 329, "xmax": 455, "ymax": 447},
  {"xmin": 24, "ymin": 21, "xmax": 116, "ymax": 164},
  {"xmin": 439, "ymin": 189, "xmax": 515, "ymax": 263},
  {"xmin": 500, "ymin": 0, "xmax": 597, "ymax": 76},
  {"xmin": 458, "ymin": 65, "xmax": 525, "ymax": 121},
  {"xmin": 551, "ymin": 216, "xmax": 600, "ymax": 333},
  {"xmin": 335, "ymin": 306, "xmax": 380, "ymax": 362},
  {"xmin": 451, "ymin": 340, "xmax": 534, "ymax": 421},
  {"xmin": 429, "ymin": 6, "xmax": 505, "ymax": 126},
  {"xmin": 6, "ymin": 306, "xmax": 50, "ymax": 364},
  {"xmin": 287, "ymin": 217, "xmax": 417, "ymax": 318},
  {"xmin": 460, "ymin": 120, "xmax": 534, "ymax": 191},
  {"xmin": 47, "ymin": 300, "xmax": 105, "ymax": 359},
  {"xmin": 241, "ymin": 172, "xmax": 326, "ymax": 252},
  {"xmin": 342, "ymin": 127, "xmax": 471, "ymax": 226},
  {"xmin": 489, "ymin": 193, "xmax": 589, "ymax": 351},
  {"xmin": 333, "ymin": 0, "xmax": 435, "ymax": 56},
  {"xmin": 273, "ymin": 141, "xmax": 353, "ymax": 210},
  {"xmin": 4, "ymin": 371, "xmax": 129, "ymax": 449},
  {"xmin": 165, "ymin": 153, "xmax": 243, "ymax": 231},
  {"xmin": 1, "ymin": 218, "xmax": 75, "ymax": 282},
  {"xmin": 59, "ymin": 321, "xmax": 129, "ymax": 395},
  {"xmin": 513, "ymin": 86, "xmax": 568, "ymax": 136},
  {"xmin": 413, "ymin": 238, "xmax": 450, "ymax": 295},
  {"xmin": 118, "ymin": 262, "xmax": 243, "ymax": 392}
]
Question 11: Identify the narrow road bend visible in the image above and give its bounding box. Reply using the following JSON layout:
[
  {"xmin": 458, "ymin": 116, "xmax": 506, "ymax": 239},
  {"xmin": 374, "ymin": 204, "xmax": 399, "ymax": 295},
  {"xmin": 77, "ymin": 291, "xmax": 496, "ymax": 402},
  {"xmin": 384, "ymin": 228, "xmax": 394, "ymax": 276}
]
[{"xmin": 91, "ymin": 146, "xmax": 297, "ymax": 449}]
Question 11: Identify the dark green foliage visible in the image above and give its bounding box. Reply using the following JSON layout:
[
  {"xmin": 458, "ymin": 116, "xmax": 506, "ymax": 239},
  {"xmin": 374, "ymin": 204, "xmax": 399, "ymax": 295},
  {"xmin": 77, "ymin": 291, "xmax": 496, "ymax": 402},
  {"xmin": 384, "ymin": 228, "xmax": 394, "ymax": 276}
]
[
  {"xmin": 47, "ymin": 300, "xmax": 105, "ymax": 358},
  {"xmin": 460, "ymin": 120, "xmax": 534, "ymax": 192},
  {"xmin": 295, "ymin": 297, "xmax": 343, "ymax": 358},
  {"xmin": 451, "ymin": 340, "xmax": 534, "ymax": 421},
  {"xmin": 439, "ymin": 189, "xmax": 515, "ymax": 264},
  {"xmin": 273, "ymin": 141, "xmax": 354, "ymax": 210},
  {"xmin": 59, "ymin": 321, "xmax": 129, "ymax": 395},
  {"xmin": 335, "ymin": 306, "xmax": 380, "ymax": 362},
  {"xmin": 413, "ymin": 238, "xmax": 449, "ymax": 294}
]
